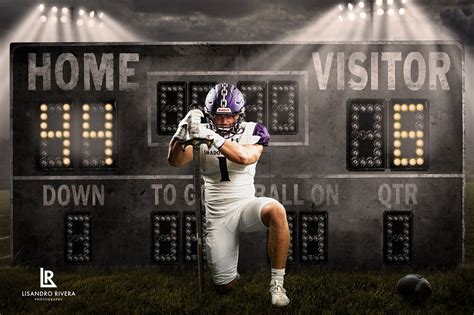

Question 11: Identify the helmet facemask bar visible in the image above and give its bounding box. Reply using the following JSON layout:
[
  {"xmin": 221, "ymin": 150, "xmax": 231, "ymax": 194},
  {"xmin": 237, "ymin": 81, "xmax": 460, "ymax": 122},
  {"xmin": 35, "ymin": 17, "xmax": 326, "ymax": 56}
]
[{"xmin": 207, "ymin": 111, "xmax": 244, "ymax": 138}]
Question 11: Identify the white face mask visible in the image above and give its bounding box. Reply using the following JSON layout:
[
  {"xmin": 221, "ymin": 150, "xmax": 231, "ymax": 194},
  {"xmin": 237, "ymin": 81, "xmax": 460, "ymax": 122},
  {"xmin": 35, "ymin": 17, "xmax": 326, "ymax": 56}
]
[{"xmin": 210, "ymin": 114, "xmax": 241, "ymax": 137}]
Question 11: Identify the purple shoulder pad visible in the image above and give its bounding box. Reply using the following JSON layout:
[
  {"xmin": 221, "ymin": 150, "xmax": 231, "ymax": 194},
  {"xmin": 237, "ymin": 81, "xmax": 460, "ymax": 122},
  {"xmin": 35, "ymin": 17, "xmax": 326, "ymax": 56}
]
[{"xmin": 253, "ymin": 123, "xmax": 270, "ymax": 146}]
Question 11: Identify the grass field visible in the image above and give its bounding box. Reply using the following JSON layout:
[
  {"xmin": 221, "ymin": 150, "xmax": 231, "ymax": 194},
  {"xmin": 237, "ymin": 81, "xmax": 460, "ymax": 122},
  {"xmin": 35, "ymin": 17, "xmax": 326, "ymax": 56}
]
[{"xmin": 0, "ymin": 187, "xmax": 473, "ymax": 313}]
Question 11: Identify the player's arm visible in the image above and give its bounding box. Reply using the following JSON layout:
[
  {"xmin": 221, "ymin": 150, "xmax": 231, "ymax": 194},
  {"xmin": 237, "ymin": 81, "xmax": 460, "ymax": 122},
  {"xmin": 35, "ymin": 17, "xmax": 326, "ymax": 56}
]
[
  {"xmin": 218, "ymin": 141, "xmax": 263, "ymax": 165},
  {"xmin": 167, "ymin": 138, "xmax": 193, "ymax": 167},
  {"xmin": 167, "ymin": 109, "xmax": 202, "ymax": 167},
  {"xmin": 196, "ymin": 122, "xmax": 269, "ymax": 165}
]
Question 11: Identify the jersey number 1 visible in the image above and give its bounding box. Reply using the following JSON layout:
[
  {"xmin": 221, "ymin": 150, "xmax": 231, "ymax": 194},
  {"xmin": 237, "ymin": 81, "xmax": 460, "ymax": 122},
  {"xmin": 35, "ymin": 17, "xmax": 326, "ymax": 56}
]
[{"xmin": 218, "ymin": 157, "xmax": 230, "ymax": 181}]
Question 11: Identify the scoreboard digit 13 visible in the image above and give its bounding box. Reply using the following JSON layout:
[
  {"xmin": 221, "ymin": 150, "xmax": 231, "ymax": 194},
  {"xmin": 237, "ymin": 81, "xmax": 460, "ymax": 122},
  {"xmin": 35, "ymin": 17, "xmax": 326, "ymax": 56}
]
[{"xmin": 11, "ymin": 42, "xmax": 464, "ymax": 268}]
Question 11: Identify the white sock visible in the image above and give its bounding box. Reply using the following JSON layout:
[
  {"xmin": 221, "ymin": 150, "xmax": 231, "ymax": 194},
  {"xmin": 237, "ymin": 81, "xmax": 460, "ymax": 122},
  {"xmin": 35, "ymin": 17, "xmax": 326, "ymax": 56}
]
[{"xmin": 271, "ymin": 268, "xmax": 285, "ymax": 285}]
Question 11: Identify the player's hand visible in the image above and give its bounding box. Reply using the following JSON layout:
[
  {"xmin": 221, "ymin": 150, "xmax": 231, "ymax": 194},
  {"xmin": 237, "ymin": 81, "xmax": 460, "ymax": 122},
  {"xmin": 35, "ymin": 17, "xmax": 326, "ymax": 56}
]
[
  {"xmin": 172, "ymin": 124, "xmax": 187, "ymax": 142},
  {"xmin": 185, "ymin": 109, "xmax": 204, "ymax": 138},
  {"xmin": 192, "ymin": 125, "xmax": 225, "ymax": 149},
  {"xmin": 173, "ymin": 109, "xmax": 203, "ymax": 142}
]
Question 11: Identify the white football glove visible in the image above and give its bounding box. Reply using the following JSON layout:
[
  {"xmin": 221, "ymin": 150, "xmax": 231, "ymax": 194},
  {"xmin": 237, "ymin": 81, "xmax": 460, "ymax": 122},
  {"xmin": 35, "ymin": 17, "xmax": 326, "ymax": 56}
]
[
  {"xmin": 172, "ymin": 109, "xmax": 204, "ymax": 141},
  {"xmin": 186, "ymin": 109, "xmax": 204, "ymax": 138},
  {"xmin": 192, "ymin": 124, "xmax": 225, "ymax": 149},
  {"xmin": 172, "ymin": 124, "xmax": 187, "ymax": 141}
]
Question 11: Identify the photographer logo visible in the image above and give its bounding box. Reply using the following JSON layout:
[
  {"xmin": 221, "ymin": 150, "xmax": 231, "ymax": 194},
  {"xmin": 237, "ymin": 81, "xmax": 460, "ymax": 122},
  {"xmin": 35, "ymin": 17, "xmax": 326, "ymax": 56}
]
[
  {"xmin": 21, "ymin": 268, "xmax": 76, "ymax": 302},
  {"xmin": 40, "ymin": 267, "xmax": 57, "ymax": 288}
]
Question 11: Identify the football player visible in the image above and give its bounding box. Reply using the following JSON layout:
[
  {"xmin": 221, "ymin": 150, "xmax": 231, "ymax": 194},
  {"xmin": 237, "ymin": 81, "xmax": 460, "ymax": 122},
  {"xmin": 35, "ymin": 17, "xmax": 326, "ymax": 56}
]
[{"xmin": 167, "ymin": 83, "xmax": 290, "ymax": 307}]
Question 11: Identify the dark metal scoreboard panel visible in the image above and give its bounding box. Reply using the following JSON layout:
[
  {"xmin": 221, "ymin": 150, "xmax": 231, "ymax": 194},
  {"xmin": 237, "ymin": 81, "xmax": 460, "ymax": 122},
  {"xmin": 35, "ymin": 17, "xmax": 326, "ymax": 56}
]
[{"xmin": 10, "ymin": 42, "xmax": 464, "ymax": 269}]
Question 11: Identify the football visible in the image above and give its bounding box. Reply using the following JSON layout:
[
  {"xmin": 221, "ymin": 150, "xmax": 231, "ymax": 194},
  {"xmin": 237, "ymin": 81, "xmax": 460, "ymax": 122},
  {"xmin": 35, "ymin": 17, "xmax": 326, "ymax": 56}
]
[{"xmin": 396, "ymin": 274, "xmax": 433, "ymax": 305}]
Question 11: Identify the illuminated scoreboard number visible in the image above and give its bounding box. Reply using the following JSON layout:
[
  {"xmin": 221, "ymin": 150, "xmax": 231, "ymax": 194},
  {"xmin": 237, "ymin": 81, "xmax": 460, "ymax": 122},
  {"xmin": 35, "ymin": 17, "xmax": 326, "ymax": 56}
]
[
  {"xmin": 237, "ymin": 81, "xmax": 267, "ymax": 125},
  {"xmin": 65, "ymin": 213, "xmax": 91, "ymax": 264},
  {"xmin": 269, "ymin": 81, "xmax": 298, "ymax": 135},
  {"xmin": 157, "ymin": 82, "xmax": 187, "ymax": 135},
  {"xmin": 189, "ymin": 82, "xmax": 216, "ymax": 112},
  {"xmin": 152, "ymin": 212, "xmax": 179, "ymax": 264},
  {"xmin": 286, "ymin": 212, "xmax": 296, "ymax": 263},
  {"xmin": 81, "ymin": 101, "xmax": 116, "ymax": 169},
  {"xmin": 383, "ymin": 212, "xmax": 413, "ymax": 264},
  {"xmin": 300, "ymin": 212, "xmax": 328, "ymax": 263},
  {"xmin": 183, "ymin": 213, "xmax": 207, "ymax": 263},
  {"xmin": 347, "ymin": 99, "xmax": 385, "ymax": 171},
  {"xmin": 389, "ymin": 100, "xmax": 429, "ymax": 170},
  {"xmin": 38, "ymin": 101, "xmax": 116, "ymax": 170},
  {"xmin": 39, "ymin": 102, "xmax": 73, "ymax": 169}
]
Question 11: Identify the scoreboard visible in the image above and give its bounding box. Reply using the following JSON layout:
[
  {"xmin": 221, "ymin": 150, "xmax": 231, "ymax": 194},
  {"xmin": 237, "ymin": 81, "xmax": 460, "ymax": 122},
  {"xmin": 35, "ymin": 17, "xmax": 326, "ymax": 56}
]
[{"xmin": 11, "ymin": 42, "xmax": 464, "ymax": 269}]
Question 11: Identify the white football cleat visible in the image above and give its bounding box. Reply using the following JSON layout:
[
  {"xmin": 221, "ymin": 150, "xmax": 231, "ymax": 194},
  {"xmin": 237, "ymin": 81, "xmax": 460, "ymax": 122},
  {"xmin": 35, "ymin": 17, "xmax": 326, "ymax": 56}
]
[{"xmin": 269, "ymin": 280, "xmax": 290, "ymax": 307}]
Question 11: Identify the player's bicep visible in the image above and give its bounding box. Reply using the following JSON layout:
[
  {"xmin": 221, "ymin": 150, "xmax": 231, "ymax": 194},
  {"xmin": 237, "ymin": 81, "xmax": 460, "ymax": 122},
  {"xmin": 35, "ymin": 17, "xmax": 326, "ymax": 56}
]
[
  {"xmin": 243, "ymin": 144, "xmax": 263, "ymax": 163},
  {"xmin": 180, "ymin": 145, "xmax": 194, "ymax": 164},
  {"xmin": 168, "ymin": 140, "xmax": 194, "ymax": 166}
]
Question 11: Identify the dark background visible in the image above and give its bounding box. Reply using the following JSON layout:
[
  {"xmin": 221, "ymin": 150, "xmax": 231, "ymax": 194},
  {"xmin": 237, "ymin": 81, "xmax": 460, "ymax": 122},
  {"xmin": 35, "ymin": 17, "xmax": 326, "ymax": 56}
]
[{"xmin": 0, "ymin": 0, "xmax": 473, "ymax": 188}]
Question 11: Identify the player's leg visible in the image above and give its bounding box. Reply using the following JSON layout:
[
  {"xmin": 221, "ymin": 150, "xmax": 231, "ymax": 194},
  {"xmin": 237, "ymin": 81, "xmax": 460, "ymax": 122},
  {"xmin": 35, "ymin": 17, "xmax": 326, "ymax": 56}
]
[
  {"xmin": 260, "ymin": 201, "xmax": 291, "ymax": 307},
  {"xmin": 204, "ymin": 214, "xmax": 240, "ymax": 294},
  {"xmin": 239, "ymin": 198, "xmax": 290, "ymax": 307},
  {"xmin": 214, "ymin": 272, "xmax": 240, "ymax": 294},
  {"xmin": 260, "ymin": 201, "xmax": 290, "ymax": 270}
]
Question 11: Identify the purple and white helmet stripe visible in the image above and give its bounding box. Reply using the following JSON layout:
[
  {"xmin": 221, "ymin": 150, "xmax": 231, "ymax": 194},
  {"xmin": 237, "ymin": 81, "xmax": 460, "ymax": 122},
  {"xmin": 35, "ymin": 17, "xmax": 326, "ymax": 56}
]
[{"xmin": 204, "ymin": 83, "xmax": 245, "ymax": 115}]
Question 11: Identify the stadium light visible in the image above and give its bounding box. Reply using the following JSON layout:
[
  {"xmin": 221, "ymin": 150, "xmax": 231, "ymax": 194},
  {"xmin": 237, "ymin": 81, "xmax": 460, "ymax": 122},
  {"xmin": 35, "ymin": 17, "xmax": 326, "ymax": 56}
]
[
  {"xmin": 39, "ymin": 4, "xmax": 45, "ymax": 12},
  {"xmin": 51, "ymin": 6, "xmax": 58, "ymax": 13},
  {"xmin": 89, "ymin": 11, "xmax": 95, "ymax": 18},
  {"xmin": 62, "ymin": 7, "xmax": 69, "ymax": 14},
  {"xmin": 99, "ymin": 12, "xmax": 104, "ymax": 19},
  {"xmin": 79, "ymin": 9, "xmax": 85, "ymax": 16},
  {"xmin": 60, "ymin": 16, "xmax": 67, "ymax": 23},
  {"xmin": 337, "ymin": 0, "xmax": 412, "ymax": 24}
]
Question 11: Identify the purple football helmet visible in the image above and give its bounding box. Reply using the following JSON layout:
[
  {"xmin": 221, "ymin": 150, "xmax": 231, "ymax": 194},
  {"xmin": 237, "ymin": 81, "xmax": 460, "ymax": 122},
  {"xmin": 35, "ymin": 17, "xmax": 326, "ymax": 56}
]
[{"xmin": 204, "ymin": 83, "xmax": 245, "ymax": 137}]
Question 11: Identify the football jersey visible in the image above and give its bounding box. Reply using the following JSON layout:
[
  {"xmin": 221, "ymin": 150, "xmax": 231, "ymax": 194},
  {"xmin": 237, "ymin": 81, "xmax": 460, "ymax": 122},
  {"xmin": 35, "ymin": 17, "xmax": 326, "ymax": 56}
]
[{"xmin": 200, "ymin": 121, "xmax": 270, "ymax": 217}]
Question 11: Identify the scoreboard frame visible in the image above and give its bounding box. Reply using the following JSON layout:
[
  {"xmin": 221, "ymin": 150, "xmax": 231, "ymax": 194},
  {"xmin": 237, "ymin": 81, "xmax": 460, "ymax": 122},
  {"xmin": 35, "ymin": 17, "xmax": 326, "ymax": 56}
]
[{"xmin": 10, "ymin": 41, "xmax": 465, "ymax": 269}]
